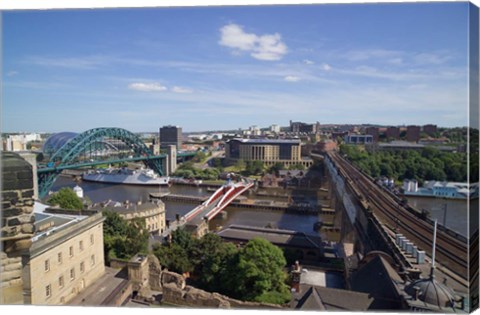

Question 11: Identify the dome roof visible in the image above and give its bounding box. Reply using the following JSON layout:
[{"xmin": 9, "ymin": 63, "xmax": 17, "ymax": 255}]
[
  {"xmin": 405, "ymin": 276, "xmax": 456, "ymax": 308},
  {"xmin": 43, "ymin": 132, "xmax": 78, "ymax": 154}
]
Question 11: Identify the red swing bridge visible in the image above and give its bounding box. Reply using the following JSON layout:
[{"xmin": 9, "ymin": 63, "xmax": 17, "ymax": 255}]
[{"xmin": 176, "ymin": 178, "xmax": 254, "ymax": 228}]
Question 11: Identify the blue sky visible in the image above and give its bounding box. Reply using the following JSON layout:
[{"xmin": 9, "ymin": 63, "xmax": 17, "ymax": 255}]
[{"xmin": 2, "ymin": 2, "xmax": 473, "ymax": 132}]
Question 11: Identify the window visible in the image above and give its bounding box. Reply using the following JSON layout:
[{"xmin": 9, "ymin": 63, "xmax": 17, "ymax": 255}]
[
  {"xmin": 90, "ymin": 234, "xmax": 94, "ymax": 245},
  {"xmin": 79, "ymin": 240, "xmax": 84, "ymax": 251},
  {"xmin": 69, "ymin": 246, "xmax": 74, "ymax": 257},
  {"xmin": 58, "ymin": 252, "xmax": 63, "ymax": 264},
  {"xmin": 45, "ymin": 259, "xmax": 50, "ymax": 272},
  {"xmin": 90, "ymin": 255, "xmax": 95, "ymax": 266},
  {"xmin": 46, "ymin": 285, "xmax": 51, "ymax": 298},
  {"xmin": 59, "ymin": 276, "xmax": 64, "ymax": 288},
  {"xmin": 70, "ymin": 268, "xmax": 75, "ymax": 281},
  {"xmin": 80, "ymin": 262, "xmax": 85, "ymax": 273}
]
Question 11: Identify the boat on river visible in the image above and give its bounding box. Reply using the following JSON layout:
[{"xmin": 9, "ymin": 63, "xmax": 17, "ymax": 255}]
[{"xmin": 82, "ymin": 167, "xmax": 170, "ymax": 186}]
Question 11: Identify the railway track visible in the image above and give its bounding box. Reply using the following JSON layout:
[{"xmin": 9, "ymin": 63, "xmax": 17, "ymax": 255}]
[{"xmin": 328, "ymin": 151, "xmax": 468, "ymax": 280}]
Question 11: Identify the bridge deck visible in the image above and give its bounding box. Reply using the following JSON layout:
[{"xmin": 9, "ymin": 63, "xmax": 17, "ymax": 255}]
[{"xmin": 182, "ymin": 181, "xmax": 254, "ymax": 226}]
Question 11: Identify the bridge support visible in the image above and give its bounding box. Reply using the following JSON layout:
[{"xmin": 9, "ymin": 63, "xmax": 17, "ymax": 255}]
[{"xmin": 166, "ymin": 145, "xmax": 177, "ymax": 176}]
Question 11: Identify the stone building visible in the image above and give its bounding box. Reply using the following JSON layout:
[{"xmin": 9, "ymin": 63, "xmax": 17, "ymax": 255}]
[
  {"xmin": 90, "ymin": 199, "xmax": 166, "ymax": 235},
  {"xmin": 23, "ymin": 212, "xmax": 105, "ymax": 305},
  {"xmin": 225, "ymin": 138, "xmax": 312, "ymax": 168},
  {"xmin": 1, "ymin": 152, "xmax": 36, "ymax": 304}
]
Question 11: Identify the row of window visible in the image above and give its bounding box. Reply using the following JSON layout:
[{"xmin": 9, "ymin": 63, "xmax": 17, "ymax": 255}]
[
  {"xmin": 45, "ymin": 255, "xmax": 96, "ymax": 299},
  {"xmin": 45, "ymin": 234, "xmax": 95, "ymax": 272}
]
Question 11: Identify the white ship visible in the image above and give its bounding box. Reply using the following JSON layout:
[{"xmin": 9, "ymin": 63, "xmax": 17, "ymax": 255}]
[{"xmin": 82, "ymin": 167, "xmax": 170, "ymax": 186}]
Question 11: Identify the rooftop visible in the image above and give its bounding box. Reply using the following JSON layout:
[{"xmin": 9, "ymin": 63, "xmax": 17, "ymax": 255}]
[
  {"xmin": 216, "ymin": 225, "xmax": 322, "ymax": 249},
  {"xmin": 228, "ymin": 138, "xmax": 301, "ymax": 145}
]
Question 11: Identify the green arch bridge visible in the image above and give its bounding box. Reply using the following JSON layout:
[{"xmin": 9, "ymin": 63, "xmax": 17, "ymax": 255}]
[{"xmin": 37, "ymin": 127, "xmax": 195, "ymax": 198}]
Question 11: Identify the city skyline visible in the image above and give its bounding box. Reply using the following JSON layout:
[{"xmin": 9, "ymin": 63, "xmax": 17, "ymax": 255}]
[{"xmin": 2, "ymin": 1, "xmax": 474, "ymax": 133}]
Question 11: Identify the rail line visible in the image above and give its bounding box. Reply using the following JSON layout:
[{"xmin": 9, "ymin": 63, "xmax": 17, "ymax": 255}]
[{"xmin": 328, "ymin": 151, "xmax": 468, "ymax": 280}]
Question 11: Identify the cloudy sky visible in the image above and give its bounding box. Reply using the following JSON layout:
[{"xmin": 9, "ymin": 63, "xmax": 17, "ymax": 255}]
[{"xmin": 2, "ymin": 1, "xmax": 473, "ymax": 132}]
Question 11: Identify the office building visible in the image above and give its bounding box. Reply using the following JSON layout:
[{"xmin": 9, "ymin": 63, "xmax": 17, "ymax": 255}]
[
  {"xmin": 225, "ymin": 138, "xmax": 312, "ymax": 167},
  {"xmin": 344, "ymin": 134, "xmax": 374, "ymax": 145},
  {"xmin": 159, "ymin": 125, "xmax": 182, "ymax": 150}
]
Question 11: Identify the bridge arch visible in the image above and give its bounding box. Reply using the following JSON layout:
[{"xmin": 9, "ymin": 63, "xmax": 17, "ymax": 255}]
[{"xmin": 38, "ymin": 127, "xmax": 164, "ymax": 198}]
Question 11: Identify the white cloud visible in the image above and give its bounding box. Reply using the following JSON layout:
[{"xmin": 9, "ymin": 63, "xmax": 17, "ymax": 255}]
[
  {"xmin": 321, "ymin": 63, "xmax": 332, "ymax": 71},
  {"xmin": 172, "ymin": 86, "xmax": 193, "ymax": 94},
  {"xmin": 414, "ymin": 53, "xmax": 451, "ymax": 65},
  {"xmin": 284, "ymin": 75, "xmax": 300, "ymax": 82},
  {"xmin": 303, "ymin": 59, "xmax": 315, "ymax": 65},
  {"xmin": 219, "ymin": 23, "xmax": 287, "ymax": 61},
  {"xmin": 7, "ymin": 70, "xmax": 19, "ymax": 77},
  {"xmin": 128, "ymin": 82, "xmax": 167, "ymax": 92}
]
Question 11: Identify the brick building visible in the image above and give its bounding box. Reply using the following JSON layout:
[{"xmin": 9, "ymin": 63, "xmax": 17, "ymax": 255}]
[{"xmin": 406, "ymin": 125, "xmax": 421, "ymax": 142}]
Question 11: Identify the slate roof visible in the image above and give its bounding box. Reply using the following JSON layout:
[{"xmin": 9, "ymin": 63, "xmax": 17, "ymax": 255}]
[
  {"xmin": 349, "ymin": 255, "xmax": 405, "ymax": 310},
  {"xmin": 292, "ymin": 285, "xmax": 374, "ymax": 311},
  {"xmin": 216, "ymin": 225, "xmax": 322, "ymax": 250}
]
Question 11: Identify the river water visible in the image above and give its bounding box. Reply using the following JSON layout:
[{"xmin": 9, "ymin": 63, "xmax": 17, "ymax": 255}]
[
  {"xmin": 406, "ymin": 196, "xmax": 478, "ymax": 238},
  {"xmin": 50, "ymin": 176, "xmax": 323, "ymax": 235}
]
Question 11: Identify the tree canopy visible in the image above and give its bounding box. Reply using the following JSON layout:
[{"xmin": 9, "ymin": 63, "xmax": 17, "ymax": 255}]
[
  {"xmin": 153, "ymin": 229, "xmax": 291, "ymax": 305},
  {"xmin": 47, "ymin": 187, "xmax": 83, "ymax": 210},
  {"xmin": 103, "ymin": 210, "xmax": 149, "ymax": 261},
  {"xmin": 339, "ymin": 144, "xmax": 471, "ymax": 183}
]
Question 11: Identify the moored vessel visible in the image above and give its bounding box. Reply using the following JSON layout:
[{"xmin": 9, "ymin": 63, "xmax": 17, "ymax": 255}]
[{"xmin": 82, "ymin": 167, "xmax": 170, "ymax": 186}]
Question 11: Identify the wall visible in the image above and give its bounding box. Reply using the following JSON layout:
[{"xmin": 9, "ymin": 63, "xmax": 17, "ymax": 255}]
[
  {"xmin": 1, "ymin": 152, "xmax": 36, "ymax": 304},
  {"xmin": 161, "ymin": 271, "xmax": 283, "ymax": 309}
]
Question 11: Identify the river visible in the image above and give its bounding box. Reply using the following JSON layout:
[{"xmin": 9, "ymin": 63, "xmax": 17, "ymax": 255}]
[
  {"xmin": 406, "ymin": 196, "xmax": 477, "ymax": 238},
  {"xmin": 50, "ymin": 176, "xmax": 323, "ymax": 236}
]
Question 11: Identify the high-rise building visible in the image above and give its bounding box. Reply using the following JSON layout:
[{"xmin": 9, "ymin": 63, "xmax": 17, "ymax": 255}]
[
  {"xmin": 423, "ymin": 124, "xmax": 437, "ymax": 137},
  {"xmin": 406, "ymin": 125, "xmax": 421, "ymax": 142},
  {"xmin": 159, "ymin": 125, "xmax": 182, "ymax": 150},
  {"xmin": 365, "ymin": 127, "xmax": 379, "ymax": 142},
  {"xmin": 386, "ymin": 127, "xmax": 400, "ymax": 140},
  {"xmin": 270, "ymin": 124, "xmax": 280, "ymax": 133},
  {"xmin": 289, "ymin": 120, "xmax": 320, "ymax": 134}
]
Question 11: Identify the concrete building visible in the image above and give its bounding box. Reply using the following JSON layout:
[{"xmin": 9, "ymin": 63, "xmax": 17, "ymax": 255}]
[
  {"xmin": 270, "ymin": 124, "xmax": 281, "ymax": 133},
  {"xmin": 406, "ymin": 125, "xmax": 421, "ymax": 142},
  {"xmin": 159, "ymin": 125, "xmax": 182, "ymax": 150},
  {"xmin": 90, "ymin": 199, "xmax": 166, "ymax": 235},
  {"xmin": 4, "ymin": 133, "xmax": 42, "ymax": 152},
  {"xmin": 225, "ymin": 138, "xmax": 312, "ymax": 167},
  {"xmin": 290, "ymin": 121, "xmax": 320, "ymax": 134},
  {"xmin": 23, "ymin": 212, "xmax": 105, "ymax": 305},
  {"xmin": 344, "ymin": 134, "xmax": 373, "ymax": 145}
]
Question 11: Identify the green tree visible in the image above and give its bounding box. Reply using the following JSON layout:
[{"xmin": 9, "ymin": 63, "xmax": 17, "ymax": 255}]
[
  {"xmin": 190, "ymin": 233, "xmax": 239, "ymax": 292},
  {"xmin": 103, "ymin": 211, "xmax": 149, "ymax": 261},
  {"xmin": 268, "ymin": 162, "xmax": 285, "ymax": 175},
  {"xmin": 235, "ymin": 159, "xmax": 246, "ymax": 171},
  {"xmin": 47, "ymin": 187, "xmax": 83, "ymax": 210},
  {"xmin": 288, "ymin": 163, "xmax": 305, "ymax": 171},
  {"xmin": 231, "ymin": 238, "xmax": 290, "ymax": 304},
  {"xmin": 153, "ymin": 243, "xmax": 194, "ymax": 274}
]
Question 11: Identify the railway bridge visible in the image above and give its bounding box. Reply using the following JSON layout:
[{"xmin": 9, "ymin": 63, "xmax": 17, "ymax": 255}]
[{"xmin": 311, "ymin": 151, "xmax": 469, "ymax": 282}]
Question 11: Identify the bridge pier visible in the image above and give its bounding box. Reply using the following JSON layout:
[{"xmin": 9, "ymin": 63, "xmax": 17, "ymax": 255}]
[{"xmin": 165, "ymin": 145, "xmax": 177, "ymax": 176}]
